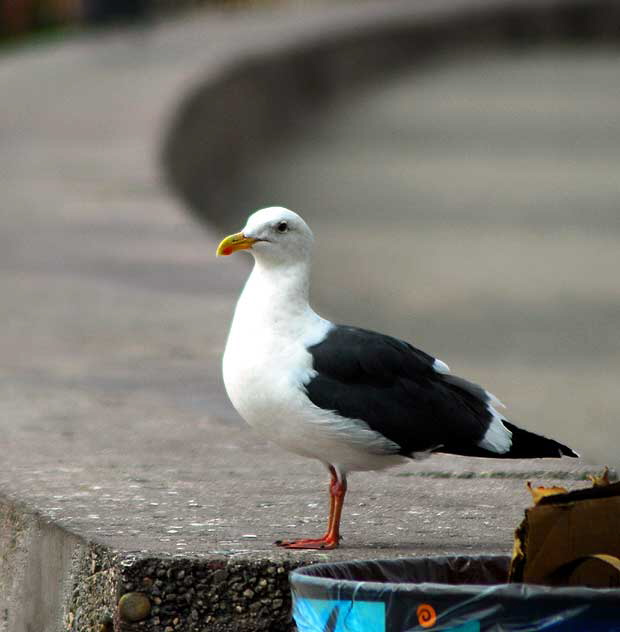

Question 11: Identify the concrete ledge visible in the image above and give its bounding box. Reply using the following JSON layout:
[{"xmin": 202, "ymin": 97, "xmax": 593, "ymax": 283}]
[{"xmin": 1, "ymin": 1, "xmax": 618, "ymax": 631}]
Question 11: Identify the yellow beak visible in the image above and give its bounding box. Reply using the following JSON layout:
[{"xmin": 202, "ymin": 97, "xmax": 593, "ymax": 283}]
[{"xmin": 216, "ymin": 232, "xmax": 257, "ymax": 256}]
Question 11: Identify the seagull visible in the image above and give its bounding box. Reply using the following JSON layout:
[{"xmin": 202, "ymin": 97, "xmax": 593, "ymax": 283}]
[{"xmin": 216, "ymin": 207, "xmax": 578, "ymax": 550}]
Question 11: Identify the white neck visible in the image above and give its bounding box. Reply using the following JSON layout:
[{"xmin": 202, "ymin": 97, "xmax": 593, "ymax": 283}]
[{"xmin": 231, "ymin": 257, "xmax": 317, "ymax": 341}]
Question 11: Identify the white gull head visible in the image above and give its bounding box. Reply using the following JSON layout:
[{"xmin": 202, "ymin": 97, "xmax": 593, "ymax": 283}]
[{"xmin": 219, "ymin": 206, "xmax": 314, "ymax": 268}]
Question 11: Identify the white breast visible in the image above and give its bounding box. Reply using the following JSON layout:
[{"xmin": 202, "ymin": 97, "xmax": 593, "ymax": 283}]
[
  {"xmin": 222, "ymin": 261, "xmax": 329, "ymax": 452},
  {"xmin": 222, "ymin": 260, "xmax": 405, "ymax": 472}
]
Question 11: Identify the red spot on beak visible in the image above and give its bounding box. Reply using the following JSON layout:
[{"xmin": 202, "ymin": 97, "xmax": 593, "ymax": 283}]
[{"xmin": 222, "ymin": 247, "xmax": 233, "ymax": 255}]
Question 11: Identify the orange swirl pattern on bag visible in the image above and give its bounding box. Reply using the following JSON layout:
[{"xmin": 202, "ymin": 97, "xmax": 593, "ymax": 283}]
[{"xmin": 416, "ymin": 603, "xmax": 437, "ymax": 628}]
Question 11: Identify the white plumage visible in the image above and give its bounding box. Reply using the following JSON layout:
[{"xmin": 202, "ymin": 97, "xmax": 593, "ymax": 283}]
[{"xmin": 222, "ymin": 208, "xmax": 404, "ymax": 474}]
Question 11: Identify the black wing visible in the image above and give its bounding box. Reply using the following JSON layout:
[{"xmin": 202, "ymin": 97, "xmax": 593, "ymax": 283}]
[
  {"xmin": 305, "ymin": 325, "xmax": 578, "ymax": 459},
  {"xmin": 305, "ymin": 325, "xmax": 495, "ymax": 457}
]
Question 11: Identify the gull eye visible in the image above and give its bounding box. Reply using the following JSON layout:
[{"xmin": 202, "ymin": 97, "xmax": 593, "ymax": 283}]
[{"xmin": 276, "ymin": 221, "xmax": 289, "ymax": 233}]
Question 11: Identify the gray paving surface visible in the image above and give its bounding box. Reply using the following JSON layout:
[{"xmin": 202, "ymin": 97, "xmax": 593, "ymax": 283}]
[
  {"xmin": 0, "ymin": 22, "xmax": 602, "ymax": 560},
  {"xmin": 0, "ymin": 1, "xmax": 617, "ymax": 629}
]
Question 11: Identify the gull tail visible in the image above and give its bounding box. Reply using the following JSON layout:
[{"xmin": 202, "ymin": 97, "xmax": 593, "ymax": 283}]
[{"xmin": 503, "ymin": 421, "xmax": 579, "ymax": 459}]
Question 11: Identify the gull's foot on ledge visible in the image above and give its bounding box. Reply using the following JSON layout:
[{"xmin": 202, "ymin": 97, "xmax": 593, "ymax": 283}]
[{"xmin": 275, "ymin": 536, "xmax": 339, "ymax": 550}]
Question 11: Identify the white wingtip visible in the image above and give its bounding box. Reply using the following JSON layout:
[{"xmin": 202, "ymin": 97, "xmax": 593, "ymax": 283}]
[
  {"xmin": 432, "ymin": 358, "xmax": 450, "ymax": 374},
  {"xmin": 478, "ymin": 406, "xmax": 512, "ymax": 454}
]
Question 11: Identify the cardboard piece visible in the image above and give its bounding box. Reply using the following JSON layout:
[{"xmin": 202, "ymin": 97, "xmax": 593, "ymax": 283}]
[{"xmin": 510, "ymin": 481, "xmax": 620, "ymax": 588}]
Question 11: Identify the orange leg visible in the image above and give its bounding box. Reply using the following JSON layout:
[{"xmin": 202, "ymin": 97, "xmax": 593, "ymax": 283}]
[{"xmin": 275, "ymin": 466, "xmax": 347, "ymax": 550}]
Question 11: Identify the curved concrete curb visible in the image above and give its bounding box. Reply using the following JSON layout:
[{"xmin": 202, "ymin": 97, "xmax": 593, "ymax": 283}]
[
  {"xmin": 162, "ymin": 0, "xmax": 620, "ymax": 227},
  {"xmin": 1, "ymin": 1, "xmax": 618, "ymax": 631}
]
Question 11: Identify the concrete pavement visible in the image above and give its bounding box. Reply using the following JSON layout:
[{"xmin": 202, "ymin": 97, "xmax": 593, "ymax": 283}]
[{"xmin": 1, "ymin": 1, "xmax": 618, "ymax": 630}]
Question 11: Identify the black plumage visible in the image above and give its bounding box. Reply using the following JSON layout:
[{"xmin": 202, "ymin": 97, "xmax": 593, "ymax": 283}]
[{"xmin": 306, "ymin": 325, "xmax": 577, "ymax": 459}]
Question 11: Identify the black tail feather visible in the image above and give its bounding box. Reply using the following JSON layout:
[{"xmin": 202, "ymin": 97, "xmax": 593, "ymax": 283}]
[
  {"xmin": 502, "ymin": 421, "xmax": 579, "ymax": 459},
  {"xmin": 439, "ymin": 422, "xmax": 579, "ymax": 459}
]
